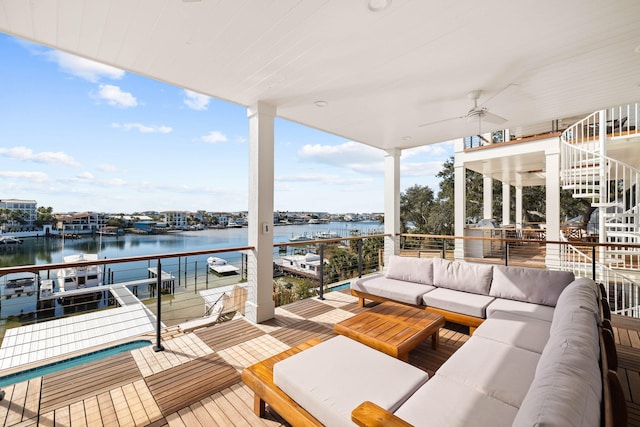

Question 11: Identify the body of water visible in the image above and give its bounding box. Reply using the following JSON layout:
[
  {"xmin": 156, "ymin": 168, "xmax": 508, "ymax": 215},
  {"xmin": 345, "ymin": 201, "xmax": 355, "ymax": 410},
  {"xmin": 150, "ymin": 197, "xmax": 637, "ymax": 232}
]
[{"xmin": 0, "ymin": 221, "xmax": 382, "ymax": 321}]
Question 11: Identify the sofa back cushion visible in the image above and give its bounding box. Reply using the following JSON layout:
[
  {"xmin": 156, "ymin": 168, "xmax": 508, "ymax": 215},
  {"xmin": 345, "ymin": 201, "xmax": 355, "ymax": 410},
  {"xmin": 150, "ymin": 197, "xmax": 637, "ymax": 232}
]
[
  {"xmin": 432, "ymin": 257, "xmax": 493, "ymax": 295},
  {"xmin": 384, "ymin": 255, "xmax": 434, "ymax": 285},
  {"xmin": 489, "ymin": 265, "xmax": 575, "ymax": 306}
]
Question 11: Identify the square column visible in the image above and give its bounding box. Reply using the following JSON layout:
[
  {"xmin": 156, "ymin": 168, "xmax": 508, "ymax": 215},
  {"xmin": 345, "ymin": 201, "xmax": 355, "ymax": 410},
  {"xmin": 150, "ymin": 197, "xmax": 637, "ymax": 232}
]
[
  {"xmin": 483, "ymin": 175, "xmax": 493, "ymax": 219},
  {"xmin": 515, "ymin": 186, "xmax": 523, "ymax": 229},
  {"xmin": 246, "ymin": 102, "xmax": 276, "ymax": 323},
  {"xmin": 384, "ymin": 148, "xmax": 401, "ymax": 265},
  {"xmin": 502, "ymin": 182, "xmax": 510, "ymax": 225},
  {"xmin": 454, "ymin": 140, "xmax": 466, "ymax": 261},
  {"xmin": 545, "ymin": 147, "xmax": 561, "ymax": 269}
]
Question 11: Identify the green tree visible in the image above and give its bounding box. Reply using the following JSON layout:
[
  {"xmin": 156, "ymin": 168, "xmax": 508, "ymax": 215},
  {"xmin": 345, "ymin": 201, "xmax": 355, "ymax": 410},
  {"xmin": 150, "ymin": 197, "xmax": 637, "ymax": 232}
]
[
  {"xmin": 400, "ymin": 184, "xmax": 435, "ymax": 233},
  {"xmin": 35, "ymin": 206, "xmax": 57, "ymax": 227}
]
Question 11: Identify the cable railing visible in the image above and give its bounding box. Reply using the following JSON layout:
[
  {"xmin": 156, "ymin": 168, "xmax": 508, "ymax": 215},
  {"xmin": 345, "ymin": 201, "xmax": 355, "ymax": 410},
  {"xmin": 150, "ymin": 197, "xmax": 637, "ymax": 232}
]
[{"xmin": 0, "ymin": 234, "xmax": 387, "ymax": 372}]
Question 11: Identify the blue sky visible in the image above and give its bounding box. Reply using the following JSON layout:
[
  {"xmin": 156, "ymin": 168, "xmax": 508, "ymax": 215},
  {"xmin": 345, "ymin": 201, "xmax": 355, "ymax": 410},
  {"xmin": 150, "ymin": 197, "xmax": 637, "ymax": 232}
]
[{"xmin": 0, "ymin": 33, "xmax": 454, "ymax": 214}]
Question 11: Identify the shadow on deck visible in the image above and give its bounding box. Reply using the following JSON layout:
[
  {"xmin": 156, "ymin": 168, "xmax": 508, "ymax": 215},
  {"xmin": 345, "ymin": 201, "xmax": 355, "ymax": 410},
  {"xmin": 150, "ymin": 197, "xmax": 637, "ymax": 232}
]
[{"xmin": 0, "ymin": 289, "xmax": 638, "ymax": 426}]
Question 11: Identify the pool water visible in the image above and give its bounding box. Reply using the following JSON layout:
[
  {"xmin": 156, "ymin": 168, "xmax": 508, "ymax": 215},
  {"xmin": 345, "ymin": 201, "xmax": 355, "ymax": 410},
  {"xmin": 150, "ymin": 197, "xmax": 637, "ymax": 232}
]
[
  {"xmin": 0, "ymin": 340, "xmax": 151, "ymax": 387},
  {"xmin": 329, "ymin": 282, "xmax": 351, "ymax": 292}
]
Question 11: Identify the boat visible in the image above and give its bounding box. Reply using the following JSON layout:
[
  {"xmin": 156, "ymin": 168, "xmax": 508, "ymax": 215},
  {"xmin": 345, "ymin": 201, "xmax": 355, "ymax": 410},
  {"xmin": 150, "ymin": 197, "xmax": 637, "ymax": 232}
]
[
  {"xmin": 313, "ymin": 231, "xmax": 341, "ymax": 239},
  {"xmin": 207, "ymin": 256, "xmax": 239, "ymax": 275},
  {"xmin": 280, "ymin": 253, "xmax": 324, "ymax": 277},
  {"xmin": 2, "ymin": 276, "xmax": 36, "ymax": 298},
  {"xmin": 0, "ymin": 236, "xmax": 23, "ymax": 245},
  {"xmin": 226, "ymin": 221, "xmax": 243, "ymax": 228},
  {"xmin": 289, "ymin": 233, "xmax": 313, "ymax": 242},
  {"xmin": 56, "ymin": 253, "xmax": 103, "ymax": 292}
]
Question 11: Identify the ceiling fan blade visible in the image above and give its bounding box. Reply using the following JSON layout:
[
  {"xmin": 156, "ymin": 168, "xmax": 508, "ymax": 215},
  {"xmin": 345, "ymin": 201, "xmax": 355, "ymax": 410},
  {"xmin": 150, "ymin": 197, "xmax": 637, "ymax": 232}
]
[
  {"xmin": 418, "ymin": 115, "xmax": 464, "ymax": 127},
  {"xmin": 481, "ymin": 110, "xmax": 507, "ymax": 125},
  {"xmin": 478, "ymin": 83, "xmax": 518, "ymax": 108}
]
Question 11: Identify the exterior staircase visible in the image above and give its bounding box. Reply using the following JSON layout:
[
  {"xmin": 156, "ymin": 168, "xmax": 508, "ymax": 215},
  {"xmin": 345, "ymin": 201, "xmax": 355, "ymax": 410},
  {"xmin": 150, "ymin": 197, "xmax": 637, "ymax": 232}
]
[{"xmin": 560, "ymin": 104, "xmax": 640, "ymax": 315}]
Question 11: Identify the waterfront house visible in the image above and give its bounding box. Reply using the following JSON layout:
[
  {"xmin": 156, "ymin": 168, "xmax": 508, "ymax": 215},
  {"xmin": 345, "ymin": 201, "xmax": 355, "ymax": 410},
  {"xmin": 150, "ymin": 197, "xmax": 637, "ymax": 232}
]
[{"xmin": 1, "ymin": 1, "xmax": 640, "ymax": 425}]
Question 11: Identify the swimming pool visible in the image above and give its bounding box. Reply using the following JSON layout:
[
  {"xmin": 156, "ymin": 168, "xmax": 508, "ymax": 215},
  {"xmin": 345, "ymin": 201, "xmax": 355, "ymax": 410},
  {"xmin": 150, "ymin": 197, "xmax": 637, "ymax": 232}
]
[{"xmin": 0, "ymin": 340, "xmax": 151, "ymax": 387}]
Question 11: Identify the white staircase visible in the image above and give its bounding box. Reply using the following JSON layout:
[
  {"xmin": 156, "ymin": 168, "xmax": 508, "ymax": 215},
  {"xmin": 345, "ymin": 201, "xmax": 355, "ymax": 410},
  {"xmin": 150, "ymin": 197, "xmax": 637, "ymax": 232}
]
[
  {"xmin": 560, "ymin": 104, "xmax": 640, "ymax": 315},
  {"xmin": 561, "ymin": 106, "xmax": 640, "ymax": 249}
]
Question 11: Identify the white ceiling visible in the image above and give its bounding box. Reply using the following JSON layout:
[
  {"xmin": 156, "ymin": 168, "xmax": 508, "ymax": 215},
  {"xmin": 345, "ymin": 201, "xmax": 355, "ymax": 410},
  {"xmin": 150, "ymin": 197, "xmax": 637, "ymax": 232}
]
[{"xmin": 1, "ymin": 0, "xmax": 640, "ymax": 151}]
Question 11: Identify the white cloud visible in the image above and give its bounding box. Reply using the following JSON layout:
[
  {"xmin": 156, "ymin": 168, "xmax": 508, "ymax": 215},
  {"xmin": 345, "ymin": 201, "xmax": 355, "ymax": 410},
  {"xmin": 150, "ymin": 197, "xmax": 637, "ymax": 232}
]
[
  {"xmin": 297, "ymin": 141, "xmax": 383, "ymax": 174},
  {"xmin": 402, "ymin": 140, "xmax": 454, "ymax": 158},
  {"xmin": 201, "ymin": 130, "xmax": 228, "ymax": 144},
  {"xmin": 46, "ymin": 50, "xmax": 125, "ymax": 82},
  {"xmin": 112, "ymin": 123, "xmax": 173, "ymax": 133},
  {"xmin": 95, "ymin": 84, "xmax": 138, "ymax": 108},
  {"xmin": 0, "ymin": 171, "xmax": 48, "ymax": 182},
  {"xmin": 97, "ymin": 163, "xmax": 118, "ymax": 173},
  {"xmin": 402, "ymin": 161, "xmax": 449, "ymax": 177},
  {"xmin": 76, "ymin": 172, "xmax": 95, "ymax": 181},
  {"xmin": 0, "ymin": 146, "xmax": 80, "ymax": 167},
  {"xmin": 107, "ymin": 179, "xmax": 127, "ymax": 186},
  {"xmin": 183, "ymin": 90, "xmax": 210, "ymax": 111}
]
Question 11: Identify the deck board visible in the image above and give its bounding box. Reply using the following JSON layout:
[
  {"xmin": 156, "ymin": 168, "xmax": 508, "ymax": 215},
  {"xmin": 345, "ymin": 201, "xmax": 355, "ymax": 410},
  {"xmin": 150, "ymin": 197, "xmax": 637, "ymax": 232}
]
[
  {"xmin": 145, "ymin": 352, "xmax": 241, "ymax": 416},
  {"xmin": 0, "ymin": 292, "xmax": 639, "ymax": 426},
  {"xmin": 39, "ymin": 351, "xmax": 141, "ymax": 413}
]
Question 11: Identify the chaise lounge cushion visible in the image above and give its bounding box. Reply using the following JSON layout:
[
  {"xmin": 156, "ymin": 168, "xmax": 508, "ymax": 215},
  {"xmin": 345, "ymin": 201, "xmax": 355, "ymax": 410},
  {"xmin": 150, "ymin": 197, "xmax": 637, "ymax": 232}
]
[
  {"xmin": 385, "ymin": 255, "xmax": 434, "ymax": 285},
  {"xmin": 489, "ymin": 265, "xmax": 575, "ymax": 306},
  {"xmin": 436, "ymin": 335, "xmax": 540, "ymax": 408},
  {"xmin": 394, "ymin": 375, "xmax": 518, "ymax": 427},
  {"xmin": 351, "ymin": 274, "xmax": 435, "ymax": 305},
  {"xmin": 486, "ymin": 298, "xmax": 555, "ymax": 322},
  {"xmin": 473, "ymin": 311, "xmax": 551, "ymax": 354},
  {"xmin": 273, "ymin": 335, "xmax": 429, "ymax": 427},
  {"xmin": 433, "ymin": 257, "xmax": 494, "ymax": 295},
  {"xmin": 423, "ymin": 287, "xmax": 495, "ymax": 318}
]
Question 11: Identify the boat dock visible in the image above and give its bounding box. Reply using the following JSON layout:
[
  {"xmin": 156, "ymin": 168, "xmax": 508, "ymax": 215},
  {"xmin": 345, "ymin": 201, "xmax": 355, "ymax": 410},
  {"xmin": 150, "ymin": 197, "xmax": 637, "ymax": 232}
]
[{"xmin": 0, "ymin": 285, "xmax": 162, "ymax": 372}]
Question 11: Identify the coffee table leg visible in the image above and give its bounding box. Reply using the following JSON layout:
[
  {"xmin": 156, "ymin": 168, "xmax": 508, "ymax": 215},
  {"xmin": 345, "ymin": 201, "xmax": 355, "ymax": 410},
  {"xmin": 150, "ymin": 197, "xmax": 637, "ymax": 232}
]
[{"xmin": 431, "ymin": 331, "xmax": 440, "ymax": 350}]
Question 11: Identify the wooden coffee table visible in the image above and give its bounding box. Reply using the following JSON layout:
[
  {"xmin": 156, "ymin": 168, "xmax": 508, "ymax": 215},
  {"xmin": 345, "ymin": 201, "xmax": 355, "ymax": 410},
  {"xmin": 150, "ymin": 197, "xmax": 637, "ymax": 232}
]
[{"xmin": 334, "ymin": 301, "xmax": 445, "ymax": 362}]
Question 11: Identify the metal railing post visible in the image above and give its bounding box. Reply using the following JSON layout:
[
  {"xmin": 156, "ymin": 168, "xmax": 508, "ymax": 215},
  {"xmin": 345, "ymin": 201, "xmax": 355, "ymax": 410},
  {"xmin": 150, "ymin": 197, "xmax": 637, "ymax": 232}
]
[
  {"xmin": 318, "ymin": 244, "xmax": 325, "ymax": 300},
  {"xmin": 592, "ymin": 245, "xmax": 597, "ymax": 281},
  {"xmin": 441, "ymin": 238, "xmax": 446, "ymax": 259},
  {"xmin": 357, "ymin": 239, "xmax": 363, "ymax": 278},
  {"xmin": 153, "ymin": 258, "xmax": 164, "ymax": 352},
  {"xmin": 504, "ymin": 242, "xmax": 509, "ymax": 266}
]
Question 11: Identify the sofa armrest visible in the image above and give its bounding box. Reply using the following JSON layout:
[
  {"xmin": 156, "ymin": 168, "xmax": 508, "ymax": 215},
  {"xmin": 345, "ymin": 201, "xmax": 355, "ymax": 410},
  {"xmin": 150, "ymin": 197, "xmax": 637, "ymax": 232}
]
[{"xmin": 351, "ymin": 401, "xmax": 412, "ymax": 427}]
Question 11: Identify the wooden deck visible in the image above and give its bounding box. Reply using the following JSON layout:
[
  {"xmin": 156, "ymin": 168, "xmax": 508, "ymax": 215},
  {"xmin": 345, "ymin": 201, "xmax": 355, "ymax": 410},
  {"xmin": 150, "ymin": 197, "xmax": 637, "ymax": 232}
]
[{"xmin": 0, "ymin": 289, "xmax": 639, "ymax": 426}]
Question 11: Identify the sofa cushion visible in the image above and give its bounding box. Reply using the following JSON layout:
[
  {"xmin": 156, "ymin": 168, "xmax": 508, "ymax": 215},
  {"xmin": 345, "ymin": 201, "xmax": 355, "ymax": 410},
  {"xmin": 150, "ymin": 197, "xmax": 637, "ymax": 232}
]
[
  {"xmin": 486, "ymin": 298, "xmax": 555, "ymax": 322},
  {"xmin": 423, "ymin": 287, "xmax": 495, "ymax": 318},
  {"xmin": 513, "ymin": 322, "xmax": 601, "ymax": 427},
  {"xmin": 473, "ymin": 310, "xmax": 551, "ymax": 354},
  {"xmin": 395, "ymin": 375, "xmax": 518, "ymax": 427},
  {"xmin": 553, "ymin": 277, "xmax": 599, "ymax": 321},
  {"xmin": 385, "ymin": 255, "xmax": 434, "ymax": 285},
  {"xmin": 351, "ymin": 274, "xmax": 435, "ymax": 305},
  {"xmin": 489, "ymin": 265, "xmax": 575, "ymax": 306},
  {"xmin": 432, "ymin": 257, "xmax": 493, "ymax": 295},
  {"xmin": 436, "ymin": 335, "xmax": 540, "ymax": 408},
  {"xmin": 273, "ymin": 335, "xmax": 429, "ymax": 427}
]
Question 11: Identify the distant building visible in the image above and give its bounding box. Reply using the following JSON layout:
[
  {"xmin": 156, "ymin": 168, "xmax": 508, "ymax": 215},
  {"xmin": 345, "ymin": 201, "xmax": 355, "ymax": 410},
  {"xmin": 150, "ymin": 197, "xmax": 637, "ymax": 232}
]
[
  {"xmin": 56, "ymin": 212, "xmax": 108, "ymax": 234},
  {"xmin": 161, "ymin": 211, "xmax": 188, "ymax": 228},
  {"xmin": 0, "ymin": 199, "xmax": 38, "ymax": 231}
]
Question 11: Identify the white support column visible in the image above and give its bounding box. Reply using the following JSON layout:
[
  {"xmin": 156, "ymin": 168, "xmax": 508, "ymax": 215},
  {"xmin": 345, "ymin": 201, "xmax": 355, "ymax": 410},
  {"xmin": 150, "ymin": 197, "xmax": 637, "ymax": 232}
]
[
  {"xmin": 598, "ymin": 110, "xmax": 607, "ymax": 245},
  {"xmin": 515, "ymin": 186, "xmax": 523, "ymax": 229},
  {"xmin": 384, "ymin": 148, "xmax": 401, "ymax": 266},
  {"xmin": 502, "ymin": 182, "xmax": 510, "ymax": 225},
  {"xmin": 545, "ymin": 147, "xmax": 561, "ymax": 269},
  {"xmin": 246, "ymin": 101, "xmax": 276, "ymax": 323},
  {"xmin": 454, "ymin": 155, "xmax": 466, "ymax": 261},
  {"xmin": 483, "ymin": 175, "xmax": 493, "ymax": 219}
]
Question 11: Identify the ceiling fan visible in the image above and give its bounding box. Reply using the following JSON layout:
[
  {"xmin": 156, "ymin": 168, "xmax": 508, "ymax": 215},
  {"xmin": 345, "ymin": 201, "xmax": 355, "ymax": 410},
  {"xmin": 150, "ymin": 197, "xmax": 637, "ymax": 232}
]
[{"xmin": 419, "ymin": 87, "xmax": 511, "ymax": 128}]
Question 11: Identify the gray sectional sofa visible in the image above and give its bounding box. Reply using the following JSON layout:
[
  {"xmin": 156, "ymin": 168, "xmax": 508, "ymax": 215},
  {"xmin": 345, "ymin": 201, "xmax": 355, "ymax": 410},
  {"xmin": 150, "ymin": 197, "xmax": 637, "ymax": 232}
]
[
  {"xmin": 261, "ymin": 256, "xmax": 619, "ymax": 426},
  {"xmin": 351, "ymin": 255, "xmax": 576, "ymax": 334}
]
